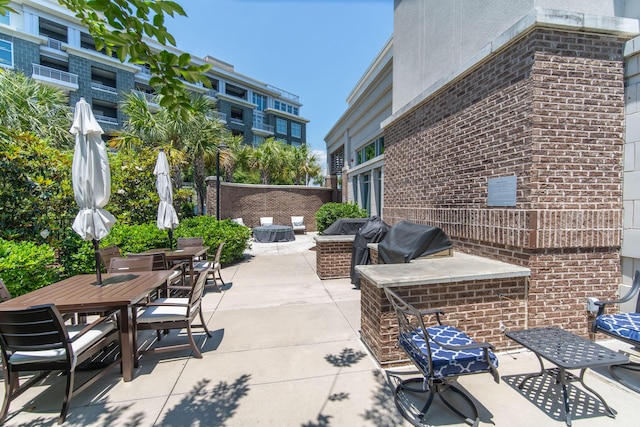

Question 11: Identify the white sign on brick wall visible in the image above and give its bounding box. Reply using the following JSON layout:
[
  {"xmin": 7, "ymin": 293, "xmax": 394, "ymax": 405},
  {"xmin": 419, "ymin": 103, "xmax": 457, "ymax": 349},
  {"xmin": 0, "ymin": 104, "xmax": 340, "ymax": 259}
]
[{"xmin": 487, "ymin": 175, "xmax": 517, "ymax": 206}]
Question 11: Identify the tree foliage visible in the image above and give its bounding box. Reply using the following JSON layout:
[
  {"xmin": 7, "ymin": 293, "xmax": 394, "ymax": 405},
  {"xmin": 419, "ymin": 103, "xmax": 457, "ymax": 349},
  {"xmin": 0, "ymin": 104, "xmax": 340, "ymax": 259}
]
[
  {"xmin": 115, "ymin": 91, "xmax": 224, "ymax": 214},
  {"xmin": 221, "ymin": 137, "xmax": 324, "ymax": 186},
  {"xmin": 0, "ymin": 128, "xmax": 75, "ymax": 242},
  {"xmin": 0, "ymin": 0, "xmax": 210, "ymax": 116},
  {"xmin": 0, "ymin": 69, "xmax": 73, "ymax": 148}
]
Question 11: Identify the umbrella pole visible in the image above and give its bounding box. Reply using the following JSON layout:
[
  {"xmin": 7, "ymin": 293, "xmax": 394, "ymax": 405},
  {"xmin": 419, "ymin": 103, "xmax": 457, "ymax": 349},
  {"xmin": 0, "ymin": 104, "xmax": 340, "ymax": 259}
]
[
  {"xmin": 93, "ymin": 239, "xmax": 102, "ymax": 285},
  {"xmin": 168, "ymin": 229, "xmax": 174, "ymax": 250}
]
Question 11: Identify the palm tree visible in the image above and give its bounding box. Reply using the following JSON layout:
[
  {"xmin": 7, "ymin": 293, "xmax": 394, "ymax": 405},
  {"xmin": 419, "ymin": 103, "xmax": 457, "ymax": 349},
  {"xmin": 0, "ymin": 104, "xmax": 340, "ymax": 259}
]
[
  {"xmin": 286, "ymin": 144, "xmax": 323, "ymax": 185},
  {"xmin": 115, "ymin": 91, "xmax": 223, "ymax": 213},
  {"xmin": 0, "ymin": 69, "xmax": 72, "ymax": 148},
  {"xmin": 248, "ymin": 138, "xmax": 285, "ymax": 185},
  {"xmin": 219, "ymin": 133, "xmax": 248, "ymax": 183}
]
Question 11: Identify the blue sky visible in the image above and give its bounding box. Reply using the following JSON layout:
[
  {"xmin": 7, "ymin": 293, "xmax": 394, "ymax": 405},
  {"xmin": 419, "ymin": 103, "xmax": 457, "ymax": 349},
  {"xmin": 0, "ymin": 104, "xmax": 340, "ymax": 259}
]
[{"xmin": 166, "ymin": 0, "xmax": 394, "ymax": 168}]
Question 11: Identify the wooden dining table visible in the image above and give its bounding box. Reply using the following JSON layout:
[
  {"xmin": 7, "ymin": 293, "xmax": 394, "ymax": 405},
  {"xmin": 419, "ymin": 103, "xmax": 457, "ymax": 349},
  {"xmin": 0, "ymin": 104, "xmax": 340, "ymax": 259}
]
[{"xmin": 0, "ymin": 271, "xmax": 171, "ymax": 382}]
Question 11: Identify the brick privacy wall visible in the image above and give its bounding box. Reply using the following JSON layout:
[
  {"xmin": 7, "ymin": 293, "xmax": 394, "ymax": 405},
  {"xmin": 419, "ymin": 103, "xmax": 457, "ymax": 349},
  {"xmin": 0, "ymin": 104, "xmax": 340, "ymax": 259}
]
[
  {"xmin": 206, "ymin": 179, "xmax": 331, "ymax": 230},
  {"xmin": 361, "ymin": 276, "xmax": 528, "ymax": 366},
  {"xmin": 315, "ymin": 239, "xmax": 355, "ymax": 279},
  {"xmin": 381, "ymin": 28, "xmax": 626, "ymax": 339}
]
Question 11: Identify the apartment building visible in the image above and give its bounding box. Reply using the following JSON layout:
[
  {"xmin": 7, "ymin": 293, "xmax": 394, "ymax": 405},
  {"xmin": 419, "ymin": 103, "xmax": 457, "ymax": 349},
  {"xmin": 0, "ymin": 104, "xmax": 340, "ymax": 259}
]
[{"xmin": 0, "ymin": 0, "xmax": 308, "ymax": 145}]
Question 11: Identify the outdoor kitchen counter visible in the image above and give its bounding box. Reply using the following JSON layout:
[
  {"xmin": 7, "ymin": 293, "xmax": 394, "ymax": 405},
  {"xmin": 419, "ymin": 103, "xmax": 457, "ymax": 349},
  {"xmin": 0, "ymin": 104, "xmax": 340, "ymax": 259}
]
[
  {"xmin": 355, "ymin": 251, "xmax": 530, "ymax": 288},
  {"xmin": 356, "ymin": 252, "xmax": 531, "ymax": 367}
]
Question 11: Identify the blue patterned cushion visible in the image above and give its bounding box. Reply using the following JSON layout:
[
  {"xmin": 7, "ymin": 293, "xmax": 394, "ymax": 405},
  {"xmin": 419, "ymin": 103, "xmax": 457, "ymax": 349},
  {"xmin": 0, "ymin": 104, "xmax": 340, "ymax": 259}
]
[
  {"xmin": 399, "ymin": 325, "xmax": 498, "ymax": 379},
  {"xmin": 595, "ymin": 313, "xmax": 640, "ymax": 343}
]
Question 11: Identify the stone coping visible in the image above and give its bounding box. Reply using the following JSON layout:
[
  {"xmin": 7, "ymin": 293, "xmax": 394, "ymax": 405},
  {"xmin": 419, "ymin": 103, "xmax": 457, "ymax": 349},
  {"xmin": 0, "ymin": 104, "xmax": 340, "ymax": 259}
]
[
  {"xmin": 355, "ymin": 251, "xmax": 530, "ymax": 288},
  {"xmin": 314, "ymin": 235, "xmax": 355, "ymax": 243}
]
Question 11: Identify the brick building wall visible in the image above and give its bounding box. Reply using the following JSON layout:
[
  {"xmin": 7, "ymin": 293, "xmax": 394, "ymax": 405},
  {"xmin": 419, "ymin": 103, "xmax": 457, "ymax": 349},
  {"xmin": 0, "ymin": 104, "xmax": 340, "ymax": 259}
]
[
  {"xmin": 382, "ymin": 28, "xmax": 627, "ymax": 339},
  {"xmin": 206, "ymin": 179, "xmax": 332, "ymax": 230}
]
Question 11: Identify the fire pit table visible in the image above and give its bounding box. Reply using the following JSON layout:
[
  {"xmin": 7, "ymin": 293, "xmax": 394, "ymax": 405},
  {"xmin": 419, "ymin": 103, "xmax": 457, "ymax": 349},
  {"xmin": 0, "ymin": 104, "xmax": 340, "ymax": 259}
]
[{"xmin": 253, "ymin": 224, "xmax": 295, "ymax": 243}]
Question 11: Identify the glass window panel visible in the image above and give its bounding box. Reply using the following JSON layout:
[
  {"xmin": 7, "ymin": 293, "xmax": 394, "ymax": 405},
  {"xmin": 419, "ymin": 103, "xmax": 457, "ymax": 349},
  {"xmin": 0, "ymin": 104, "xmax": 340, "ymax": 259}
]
[
  {"xmin": 291, "ymin": 123, "xmax": 301, "ymax": 138},
  {"xmin": 276, "ymin": 118, "xmax": 287, "ymax": 134},
  {"xmin": 0, "ymin": 12, "xmax": 9, "ymax": 25},
  {"xmin": 0, "ymin": 40, "xmax": 13, "ymax": 67}
]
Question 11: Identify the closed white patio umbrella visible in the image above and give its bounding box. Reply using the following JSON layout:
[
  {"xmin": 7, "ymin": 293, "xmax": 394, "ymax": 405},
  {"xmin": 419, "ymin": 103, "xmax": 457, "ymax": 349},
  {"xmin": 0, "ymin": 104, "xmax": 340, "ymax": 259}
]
[
  {"xmin": 71, "ymin": 97, "xmax": 116, "ymax": 285},
  {"xmin": 154, "ymin": 148, "xmax": 179, "ymax": 249}
]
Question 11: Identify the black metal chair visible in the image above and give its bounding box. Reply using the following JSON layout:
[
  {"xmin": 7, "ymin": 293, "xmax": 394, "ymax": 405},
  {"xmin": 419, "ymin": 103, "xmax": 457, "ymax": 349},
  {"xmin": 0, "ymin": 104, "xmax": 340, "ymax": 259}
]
[
  {"xmin": 593, "ymin": 269, "xmax": 640, "ymax": 393},
  {"xmin": 0, "ymin": 304, "xmax": 120, "ymax": 424},
  {"xmin": 384, "ymin": 287, "xmax": 499, "ymax": 427}
]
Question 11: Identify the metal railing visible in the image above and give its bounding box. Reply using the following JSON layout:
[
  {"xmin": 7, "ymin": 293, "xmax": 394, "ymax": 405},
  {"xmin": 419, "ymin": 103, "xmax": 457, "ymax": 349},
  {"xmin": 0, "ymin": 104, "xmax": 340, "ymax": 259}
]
[
  {"xmin": 267, "ymin": 84, "xmax": 299, "ymax": 103},
  {"xmin": 94, "ymin": 114, "xmax": 118, "ymax": 125},
  {"xmin": 45, "ymin": 38, "xmax": 63, "ymax": 50},
  {"xmin": 230, "ymin": 118, "xmax": 244, "ymax": 126},
  {"xmin": 252, "ymin": 122, "xmax": 274, "ymax": 133},
  {"xmin": 91, "ymin": 81, "xmax": 117, "ymax": 93},
  {"xmin": 32, "ymin": 64, "xmax": 78, "ymax": 85},
  {"xmin": 133, "ymin": 90, "xmax": 157, "ymax": 103}
]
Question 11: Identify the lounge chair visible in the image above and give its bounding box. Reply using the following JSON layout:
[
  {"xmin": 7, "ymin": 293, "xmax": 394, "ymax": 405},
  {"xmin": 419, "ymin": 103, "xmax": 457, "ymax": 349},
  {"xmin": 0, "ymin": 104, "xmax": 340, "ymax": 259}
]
[
  {"xmin": 291, "ymin": 216, "xmax": 306, "ymax": 234},
  {"xmin": 260, "ymin": 217, "xmax": 273, "ymax": 226}
]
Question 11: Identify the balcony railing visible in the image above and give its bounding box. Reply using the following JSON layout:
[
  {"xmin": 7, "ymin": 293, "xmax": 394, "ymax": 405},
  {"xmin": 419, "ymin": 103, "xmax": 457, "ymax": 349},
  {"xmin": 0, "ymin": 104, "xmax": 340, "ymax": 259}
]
[
  {"xmin": 91, "ymin": 81, "xmax": 117, "ymax": 93},
  {"xmin": 206, "ymin": 111, "xmax": 227, "ymax": 123},
  {"xmin": 133, "ymin": 90, "xmax": 157, "ymax": 103},
  {"xmin": 267, "ymin": 84, "xmax": 299, "ymax": 103},
  {"xmin": 32, "ymin": 64, "xmax": 78, "ymax": 85},
  {"xmin": 45, "ymin": 38, "xmax": 63, "ymax": 50},
  {"xmin": 253, "ymin": 122, "xmax": 274, "ymax": 133},
  {"xmin": 230, "ymin": 118, "xmax": 244, "ymax": 126},
  {"xmin": 94, "ymin": 114, "xmax": 118, "ymax": 125}
]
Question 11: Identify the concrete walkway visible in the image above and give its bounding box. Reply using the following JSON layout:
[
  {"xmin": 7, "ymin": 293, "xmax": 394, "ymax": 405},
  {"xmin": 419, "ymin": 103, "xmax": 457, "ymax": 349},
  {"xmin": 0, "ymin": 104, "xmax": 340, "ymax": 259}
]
[{"xmin": 2, "ymin": 232, "xmax": 640, "ymax": 426}]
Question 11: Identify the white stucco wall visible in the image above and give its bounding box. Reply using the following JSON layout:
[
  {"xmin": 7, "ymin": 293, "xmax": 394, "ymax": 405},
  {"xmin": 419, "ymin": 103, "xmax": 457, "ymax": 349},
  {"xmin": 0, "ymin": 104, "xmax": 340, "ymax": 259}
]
[{"xmin": 393, "ymin": 0, "xmax": 637, "ymax": 114}]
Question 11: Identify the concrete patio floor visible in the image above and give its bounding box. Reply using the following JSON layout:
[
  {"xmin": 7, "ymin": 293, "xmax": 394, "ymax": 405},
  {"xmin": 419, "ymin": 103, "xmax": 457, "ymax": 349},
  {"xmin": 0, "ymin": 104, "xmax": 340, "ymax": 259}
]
[{"xmin": 1, "ymin": 232, "xmax": 640, "ymax": 426}]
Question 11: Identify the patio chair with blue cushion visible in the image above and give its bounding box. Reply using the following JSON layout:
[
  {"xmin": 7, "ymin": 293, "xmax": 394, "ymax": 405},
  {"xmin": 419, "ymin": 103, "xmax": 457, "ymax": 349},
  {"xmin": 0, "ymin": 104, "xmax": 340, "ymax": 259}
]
[
  {"xmin": 592, "ymin": 269, "xmax": 640, "ymax": 393},
  {"xmin": 384, "ymin": 287, "xmax": 499, "ymax": 427}
]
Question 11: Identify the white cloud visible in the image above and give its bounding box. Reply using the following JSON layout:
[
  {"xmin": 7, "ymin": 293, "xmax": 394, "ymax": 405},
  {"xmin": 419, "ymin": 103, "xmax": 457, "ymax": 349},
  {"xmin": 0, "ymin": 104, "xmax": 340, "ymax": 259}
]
[{"xmin": 313, "ymin": 149, "xmax": 327, "ymax": 175}]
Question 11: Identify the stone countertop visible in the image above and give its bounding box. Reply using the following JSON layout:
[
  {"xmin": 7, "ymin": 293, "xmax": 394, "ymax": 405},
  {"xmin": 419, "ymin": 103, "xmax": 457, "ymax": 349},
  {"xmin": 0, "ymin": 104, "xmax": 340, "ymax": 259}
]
[
  {"xmin": 314, "ymin": 234, "xmax": 356, "ymax": 243},
  {"xmin": 355, "ymin": 251, "xmax": 530, "ymax": 288}
]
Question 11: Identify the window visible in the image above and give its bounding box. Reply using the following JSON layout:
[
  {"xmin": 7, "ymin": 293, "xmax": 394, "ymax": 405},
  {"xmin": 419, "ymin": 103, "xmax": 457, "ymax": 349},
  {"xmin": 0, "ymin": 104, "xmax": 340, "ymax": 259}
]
[
  {"xmin": 253, "ymin": 93, "xmax": 267, "ymax": 110},
  {"xmin": 230, "ymin": 107, "xmax": 244, "ymax": 122},
  {"xmin": 273, "ymin": 100, "xmax": 300, "ymax": 116},
  {"xmin": 276, "ymin": 118, "xmax": 287, "ymax": 134},
  {"xmin": 0, "ymin": 12, "xmax": 9, "ymax": 26},
  {"xmin": 226, "ymin": 83, "xmax": 247, "ymax": 100},
  {"xmin": 253, "ymin": 135, "xmax": 265, "ymax": 146},
  {"xmin": 0, "ymin": 39, "xmax": 12, "ymax": 68},
  {"xmin": 291, "ymin": 122, "xmax": 301, "ymax": 138},
  {"xmin": 39, "ymin": 18, "xmax": 67, "ymax": 43},
  {"xmin": 352, "ymin": 176, "xmax": 358, "ymax": 204},
  {"xmin": 356, "ymin": 136, "xmax": 384, "ymax": 165},
  {"xmin": 362, "ymin": 174, "xmax": 371, "ymax": 214}
]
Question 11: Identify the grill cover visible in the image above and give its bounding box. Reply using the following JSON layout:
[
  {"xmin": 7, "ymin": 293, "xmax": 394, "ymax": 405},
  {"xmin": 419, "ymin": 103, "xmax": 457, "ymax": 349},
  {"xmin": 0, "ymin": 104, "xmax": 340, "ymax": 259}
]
[
  {"xmin": 350, "ymin": 216, "xmax": 389, "ymax": 286},
  {"xmin": 322, "ymin": 218, "xmax": 369, "ymax": 235},
  {"xmin": 377, "ymin": 221, "xmax": 452, "ymax": 264}
]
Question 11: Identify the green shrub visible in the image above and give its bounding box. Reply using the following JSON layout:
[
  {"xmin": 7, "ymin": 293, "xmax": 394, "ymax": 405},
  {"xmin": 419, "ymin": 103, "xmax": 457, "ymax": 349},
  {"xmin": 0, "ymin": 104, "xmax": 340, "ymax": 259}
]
[
  {"xmin": 0, "ymin": 238, "xmax": 61, "ymax": 296},
  {"xmin": 315, "ymin": 202, "xmax": 368, "ymax": 234},
  {"xmin": 175, "ymin": 216, "xmax": 252, "ymax": 264},
  {"xmin": 57, "ymin": 233, "xmax": 95, "ymax": 277},
  {"xmin": 101, "ymin": 223, "xmax": 169, "ymax": 254}
]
